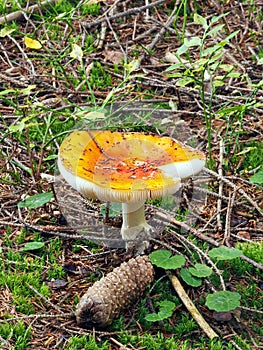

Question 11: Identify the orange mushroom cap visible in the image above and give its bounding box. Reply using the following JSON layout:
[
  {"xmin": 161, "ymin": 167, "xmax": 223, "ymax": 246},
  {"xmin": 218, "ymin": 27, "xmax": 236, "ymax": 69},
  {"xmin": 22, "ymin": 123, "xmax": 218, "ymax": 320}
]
[{"xmin": 58, "ymin": 130, "xmax": 205, "ymax": 203}]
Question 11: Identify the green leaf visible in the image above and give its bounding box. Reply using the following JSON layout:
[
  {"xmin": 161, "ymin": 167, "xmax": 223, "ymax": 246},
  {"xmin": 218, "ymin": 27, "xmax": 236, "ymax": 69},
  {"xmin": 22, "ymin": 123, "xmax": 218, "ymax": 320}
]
[
  {"xmin": 206, "ymin": 24, "xmax": 225, "ymax": 37},
  {"xmin": 236, "ymin": 147, "xmax": 257, "ymax": 156},
  {"xmin": 220, "ymin": 30, "xmax": 240, "ymax": 46},
  {"xmin": 217, "ymin": 105, "xmax": 246, "ymax": 115},
  {"xmin": 196, "ymin": 58, "xmax": 209, "ymax": 67},
  {"xmin": 21, "ymin": 85, "xmax": 37, "ymax": 95},
  {"xmin": 145, "ymin": 313, "xmax": 161, "ymax": 322},
  {"xmin": 208, "ymin": 246, "xmax": 243, "ymax": 261},
  {"xmin": 202, "ymin": 44, "xmax": 221, "ymax": 57},
  {"xmin": 18, "ymin": 192, "xmax": 54, "ymax": 209},
  {"xmin": 184, "ymin": 37, "xmax": 202, "ymax": 48},
  {"xmin": 165, "ymin": 63, "xmax": 184, "ymax": 71},
  {"xmin": 213, "ymin": 80, "xmax": 225, "ymax": 87},
  {"xmin": 9, "ymin": 122, "xmax": 25, "ymax": 133},
  {"xmin": 124, "ymin": 58, "xmax": 141, "ymax": 74},
  {"xmin": 0, "ymin": 89, "xmax": 16, "ymax": 96},
  {"xmin": 75, "ymin": 109, "xmax": 106, "ymax": 120},
  {"xmin": 145, "ymin": 300, "xmax": 175, "ymax": 322},
  {"xmin": 176, "ymin": 77, "xmax": 195, "ymax": 87},
  {"xmin": 0, "ymin": 27, "xmax": 15, "ymax": 37},
  {"xmin": 219, "ymin": 64, "xmax": 236, "ymax": 72},
  {"xmin": 149, "ymin": 250, "xmax": 185, "ymax": 270},
  {"xmin": 249, "ymin": 168, "xmax": 263, "ymax": 185},
  {"xmin": 165, "ymin": 72, "xmax": 183, "ymax": 79},
  {"xmin": 227, "ymin": 71, "xmax": 241, "ymax": 78},
  {"xmin": 176, "ymin": 44, "xmax": 188, "ymax": 56},
  {"xmin": 210, "ymin": 12, "xmax": 229, "ymax": 25},
  {"xmin": 188, "ymin": 264, "xmax": 213, "ymax": 278},
  {"xmin": 180, "ymin": 268, "xmax": 202, "ymax": 287},
  {"xmin": 43, "ymin": 154, "xmax": 58, "ymax": 161},
  {"xmin": 193, "ymin": 13, "xmax": 208, "ymax": 30},
  {"xmin": 205, "ymin": 291, "xmax": 241, "ymax": 312},
  {"xmin": 21, "ymin": 241, "xmax": 45, "ymax": 251}
]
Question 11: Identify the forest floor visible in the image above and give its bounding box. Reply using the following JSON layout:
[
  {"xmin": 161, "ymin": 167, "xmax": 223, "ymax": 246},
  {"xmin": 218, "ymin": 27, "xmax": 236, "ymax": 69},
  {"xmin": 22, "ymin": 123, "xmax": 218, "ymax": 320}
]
[{"xmin": 0, "ymin": 1, "xmax": 262, "ymax": 349}]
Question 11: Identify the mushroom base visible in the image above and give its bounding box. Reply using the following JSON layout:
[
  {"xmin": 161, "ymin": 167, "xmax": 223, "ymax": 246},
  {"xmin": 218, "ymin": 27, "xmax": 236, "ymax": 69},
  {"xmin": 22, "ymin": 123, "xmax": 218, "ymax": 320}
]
[{"xmin": 121, "ymin": 202, "xmax": 153, "ymax": 250}]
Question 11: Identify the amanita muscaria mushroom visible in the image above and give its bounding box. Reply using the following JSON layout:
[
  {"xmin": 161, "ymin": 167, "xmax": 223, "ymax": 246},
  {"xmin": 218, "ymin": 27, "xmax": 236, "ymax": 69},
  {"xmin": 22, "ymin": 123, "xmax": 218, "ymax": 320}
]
[{"xmin": 58, "ymin": 130, "xmax": 205, "ymax": 248}]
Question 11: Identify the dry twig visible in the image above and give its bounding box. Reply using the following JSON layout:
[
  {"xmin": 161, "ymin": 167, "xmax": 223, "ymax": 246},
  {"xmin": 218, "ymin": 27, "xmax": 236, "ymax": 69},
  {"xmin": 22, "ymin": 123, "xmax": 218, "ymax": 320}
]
[
  {"xmin": 168, "ymin": 272, "xmax": 218, "ymax": 339},
  {"xmin": 0, "ymin": 0, "xmax": 57, "ymax": 24},
  {"xmin": 82, "ymin": 0, "xmax": 167, "ymax": 29}
]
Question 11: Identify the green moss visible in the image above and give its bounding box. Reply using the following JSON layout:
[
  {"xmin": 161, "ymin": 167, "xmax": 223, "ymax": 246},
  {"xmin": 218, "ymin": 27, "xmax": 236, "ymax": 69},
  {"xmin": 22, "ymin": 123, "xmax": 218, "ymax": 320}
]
[
  {"xmin": 118, "ymin": 332, "xmax": 182, "ymax": 350},
  {"xmin": 80, "ymin": 3, "xmax": 100, "ymax": 16},
  {"xmin": 0, "ymin": 269, "xmax": 48, "ymax": 314},
  {"xmin": 238, "ymin": 241, "xmax": 263, "ymax": 264},
  {"xmin": 46, "ymin": 0, "xmax": 76, "ymax": 15},
  {"xmin": 230, "ymin": 141, "xmax": 263, "ymax": 173},
  {"xmin": 173, "ymin": 313, "xmax": 199, "ymax": 337},
  {"xmin": 118, "ymin": 332, "xmax": 238, "ymax": 349},
  {"xmin": 0, "ymin": 0, "xmax": 23, "ymax": 13},
  {"xmin": 0, "ymin": 321, "xmax": 31, "ymax": 350},
  {"xmin": 64, "ymin": 334, "xmax": 109, "ymax": 350},
  {"xmin": 236, "ymin": 283, "xmax": 263, "ymax": 310},
  {"xmin": 89, "ymin": 62, "xmax": 113, "ymax": 90}
]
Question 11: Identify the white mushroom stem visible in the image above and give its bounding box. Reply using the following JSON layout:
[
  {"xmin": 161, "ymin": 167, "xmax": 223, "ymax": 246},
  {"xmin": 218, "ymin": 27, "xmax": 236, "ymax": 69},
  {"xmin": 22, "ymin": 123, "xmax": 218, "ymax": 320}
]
[{"xmin": 121, "ymin": 201, "xmax": 152, "ymax": 244}]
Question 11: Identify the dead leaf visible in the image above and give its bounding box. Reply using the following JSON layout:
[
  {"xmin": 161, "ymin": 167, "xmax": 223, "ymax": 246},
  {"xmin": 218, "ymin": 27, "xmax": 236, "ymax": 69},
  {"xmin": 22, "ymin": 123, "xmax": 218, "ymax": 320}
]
[
  {"xmin": 237, "ymin": 231, "xmax": 251, "ymax": 239},
  {"xmin": 0, "ymin": 27, "xmax": 15, "ymax": 37},
  {"xmin": 24, "ymin": 36, "xmax": 42, "ymax": 50},
  {"xmin": 85, "ymin": 62, "xmax": 94, "ymax": 77},
  {"xmin": 46, "ymin": 279, "xmax": 68, "ymax": 290},
  {"xmin": 103, "ymin": 49, "xmax": 123, "ymax": 64},
  {"xmin": 70, "ymin": 43, "xmax": 83, "ymax": 62},
  {"xmin": 75, "ymin": 109, "xmax": 105, "ymax": 120},
  {"xmin": 213, "ymin": 311, "xmax": 232, "ymax": 322}
]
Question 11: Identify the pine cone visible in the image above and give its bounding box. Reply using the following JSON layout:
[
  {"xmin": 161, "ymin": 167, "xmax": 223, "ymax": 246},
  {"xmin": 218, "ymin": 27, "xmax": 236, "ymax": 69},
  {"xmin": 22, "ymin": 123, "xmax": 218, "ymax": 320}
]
[{"xmin": 75, "ymin": 255, "xmax": 154, "ymax": 328}]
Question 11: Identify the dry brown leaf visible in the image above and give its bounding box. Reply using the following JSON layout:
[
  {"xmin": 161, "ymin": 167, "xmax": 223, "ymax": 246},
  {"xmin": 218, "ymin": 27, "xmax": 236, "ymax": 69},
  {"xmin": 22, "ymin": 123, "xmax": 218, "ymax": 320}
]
[{"xmin": 103, "ymin": 49, "xmax": 123, "ymax": 64}]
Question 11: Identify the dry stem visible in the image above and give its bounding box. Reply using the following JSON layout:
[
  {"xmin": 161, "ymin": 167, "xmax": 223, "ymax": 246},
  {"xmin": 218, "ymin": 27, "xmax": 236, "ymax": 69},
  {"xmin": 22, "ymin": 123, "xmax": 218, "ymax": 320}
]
[
  {"xmin": 0, "ymin": 0, "xmax": 57, "ymax": 24},
  {"xmin": 167, "ymin": 272, "xmax": 218, "ymax": 340}
]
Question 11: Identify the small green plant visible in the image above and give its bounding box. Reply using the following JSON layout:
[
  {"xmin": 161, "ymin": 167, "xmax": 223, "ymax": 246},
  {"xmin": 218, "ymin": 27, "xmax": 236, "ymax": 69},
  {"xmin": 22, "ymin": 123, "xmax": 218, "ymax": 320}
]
[
  {"xmin": 180, "ymin": 263, "xmax": 213, "ymax": 287},
  {"xmin": 205, "ymin": 291, "xmax": 241, "ymax": 312},
  {"xmin": 0, "ymin": 321, "xmax": 31, "ymax": 350},
  {"xmin": 145, "ymin": 300, "xmax": 176, "ymax": 322},
  {"xmin": 64, "ymin": 334, "xmax": 109, "ymax": 350},
  {"xmin": 166, "ymin": 13, "xmax": 240, "ymax": 166},
  {"xmin": 149, "ymin": 249, "xmax": 185, "ymax": 270},
  {"xmin": 208, "ymin": 246, "xmax": 243, "ymax": 261},
  {"xmin": 17, "ymin": 192, "xmax": 54, "ymax": 209},
  {"xmin": 20, "ymin": 241, "xmax": 45, "ymax": 251},
  {"xmin": 80, "ymin": 2, "xmax": 100, "ymax": 16},
  {"xmin": 249, "ymin": 167, "xmax": 263, "ymax": 185},
  {"xmin": 148, "ymin": 246, "xmax": 244, "ymax": 322},
  {"xmin": 180, "ymin": 268, "xmax": 202, "ymax": 287}
]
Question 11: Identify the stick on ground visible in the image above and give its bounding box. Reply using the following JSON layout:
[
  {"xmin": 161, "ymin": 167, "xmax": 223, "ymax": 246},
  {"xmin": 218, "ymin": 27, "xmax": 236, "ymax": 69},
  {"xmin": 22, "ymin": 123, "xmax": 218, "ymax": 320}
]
[
  {"xmin": 167, "ymin": 272, "xmax": 219, "ymax": 340},
  {"xmin": 0, "ymin": 0, "xmax": 57, "ymax": 24}
]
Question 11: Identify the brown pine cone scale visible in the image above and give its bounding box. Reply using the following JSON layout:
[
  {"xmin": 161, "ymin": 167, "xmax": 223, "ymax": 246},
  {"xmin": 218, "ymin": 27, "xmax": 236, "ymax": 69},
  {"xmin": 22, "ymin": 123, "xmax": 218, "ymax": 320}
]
[{"xmin": 75, "ymin": 255, "xmax": 155, "ymax": 328}]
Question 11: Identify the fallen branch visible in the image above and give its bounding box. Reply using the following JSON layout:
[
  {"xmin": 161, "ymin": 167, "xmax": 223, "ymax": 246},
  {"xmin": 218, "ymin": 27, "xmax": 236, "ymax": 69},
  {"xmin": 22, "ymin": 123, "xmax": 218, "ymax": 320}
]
[
  {"xmin": 0, "ymin": 312, "xmax": 73, "ymax": 323},
  {"xmin": 155, "ymin": 210, "xmax": 263, "ymax": 271},
  {"xmin": 167, "ymin": 272, "xmax": 219, "ymax": 339},
  {"xmin": 204, "ymin": 167, "xmax": 263, "ymax": 216},
  {"xmin": 0, "ymin": 0, "xmax": 57, "ymax": 24},
  {"xmin": 82, "ymin": 0, "xmax": 167, "ymax": 29}
]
